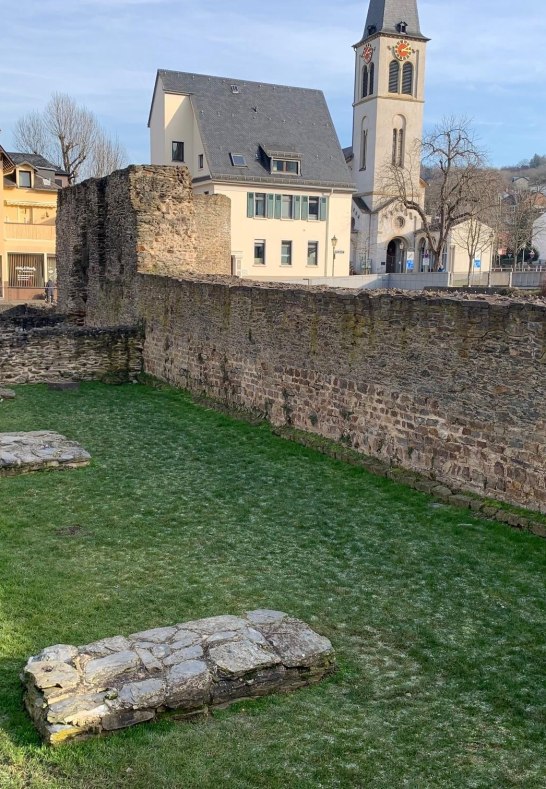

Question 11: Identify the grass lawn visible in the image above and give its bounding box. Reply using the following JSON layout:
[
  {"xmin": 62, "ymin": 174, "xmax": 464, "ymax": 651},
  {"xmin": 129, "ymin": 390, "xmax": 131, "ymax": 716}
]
[{"xmin": 0, "ymin": 382, "xmax": 544, "ymax": 789}]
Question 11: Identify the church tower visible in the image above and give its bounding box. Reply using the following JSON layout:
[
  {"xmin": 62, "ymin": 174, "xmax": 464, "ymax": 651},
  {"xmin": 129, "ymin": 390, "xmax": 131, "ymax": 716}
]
[{"xmin": 349, "ymin": 0, "xmax": 429, "ymax": 272}]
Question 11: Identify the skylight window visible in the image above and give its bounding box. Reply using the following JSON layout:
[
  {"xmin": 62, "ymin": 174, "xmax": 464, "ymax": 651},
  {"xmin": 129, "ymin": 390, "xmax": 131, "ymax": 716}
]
[{"xmin": 230, "ymin": 153, "xmax": 247, "ymax": 167}]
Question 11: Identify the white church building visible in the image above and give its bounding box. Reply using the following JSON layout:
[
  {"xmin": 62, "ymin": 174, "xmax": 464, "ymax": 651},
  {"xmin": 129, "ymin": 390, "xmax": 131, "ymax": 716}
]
[{"xmin": 345, "ymin": 0, "xmax": 493, "ymax": 277}]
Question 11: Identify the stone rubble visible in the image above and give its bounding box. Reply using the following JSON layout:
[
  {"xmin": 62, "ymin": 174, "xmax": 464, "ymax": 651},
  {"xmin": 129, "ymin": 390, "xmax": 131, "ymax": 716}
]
[
  {"xmin": 22, "ymin": 610, "xmax": 335, "ymax": 745},
  {"xmin": 0, "ymin": 431, "xmax": 91, "ymax": 476},
  {"xmin": 0, "ymin": 387, "xmax": 16, "ymax": 400}
]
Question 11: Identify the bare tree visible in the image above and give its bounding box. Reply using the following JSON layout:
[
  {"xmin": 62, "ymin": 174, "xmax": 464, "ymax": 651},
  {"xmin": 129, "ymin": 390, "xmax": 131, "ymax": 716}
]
[
  {"xmin": 452, "ymin": 217, "xmax": 495, "ymax": 284},
  {"xmin": 382, "ymin": 117, "xmax": 498, "ymax": 269},
  {"xmin": 13, "ymin": 93, "xmax": 127, "ymax": 183},
  {"xmin": 503, "ymin": 188, "xmax": 542, "ymax": 268},
  {"xmin": 451, "ymin": 170, "xmax": 504, "ymax": 282},
  {"xmin": 84, "ymin": 130, "xmax": 127, "ymax": 179}
]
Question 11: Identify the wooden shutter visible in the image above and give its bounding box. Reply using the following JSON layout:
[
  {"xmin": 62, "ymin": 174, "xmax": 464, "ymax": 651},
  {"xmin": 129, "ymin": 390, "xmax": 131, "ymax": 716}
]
[
  {"xmin": 301, "ymin": 196, "xmax": 309, "ymax": 220},
  {"xmin": 267, "ymin": 194, "xmax": 275, "ymax": 218},
  {"xmin": 247, "ymin": 193, "xmax": 255, "ymax": 218},
  {"xmin": 319, "ymin": 197, "xmax": 328, "ymax": 221},
  {"xmin": 274, "ymin": 194, "xmax": 282, "ymax": 219}
]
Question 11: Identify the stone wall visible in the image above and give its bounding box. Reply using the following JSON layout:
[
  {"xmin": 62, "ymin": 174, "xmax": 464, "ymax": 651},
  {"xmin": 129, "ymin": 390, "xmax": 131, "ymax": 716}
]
[
  {"xmin": 56, "ymin": 166, "xmax": 231, "ymax": 326},
  {"xmin": 139, "ymin": 274, "xmax": 546, "ymax": 514},
  {"xmin": 0, "ymin": 320, "xmax": 142, "ymax": 385}
]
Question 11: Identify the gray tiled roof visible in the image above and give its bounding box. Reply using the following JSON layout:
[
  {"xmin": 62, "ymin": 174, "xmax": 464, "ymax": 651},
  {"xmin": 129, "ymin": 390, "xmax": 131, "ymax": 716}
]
[
  {"xmin": 155, "ymin": 70, "xmax": 355, "ymax": 190},
  {"xmin": 7, "ymin": 152, "xmax": 68, "ymax": 176},
  {"xmin": 361, "ymin": 0, "xmax": 426, "ymax": 41}
]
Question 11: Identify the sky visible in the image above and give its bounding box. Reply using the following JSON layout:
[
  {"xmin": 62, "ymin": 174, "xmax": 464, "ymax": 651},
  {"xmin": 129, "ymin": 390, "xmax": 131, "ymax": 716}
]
[{"xmin": 1, "ymin": 0, "xmax": 545, "ymax": 168}]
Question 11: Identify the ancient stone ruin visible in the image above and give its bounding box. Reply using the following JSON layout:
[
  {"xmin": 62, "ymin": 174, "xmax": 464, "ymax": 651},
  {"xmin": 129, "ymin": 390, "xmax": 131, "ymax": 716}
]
[
  {"xmin": 22, "ymin": 610, "xmax": 335, "ymax": 745},
  {"xmin": 0, "ymin": 431, "xmax": 91, "ymax": 476}
]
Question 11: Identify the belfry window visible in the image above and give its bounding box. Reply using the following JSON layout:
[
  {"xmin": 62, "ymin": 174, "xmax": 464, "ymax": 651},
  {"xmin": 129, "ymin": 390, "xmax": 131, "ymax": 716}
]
[
  {"xmin": 402, "ymin": 62, "xmax": 414, "ymax": 95},
  {"xmin": 362, "ymin": 66, "xmax": 369, "ymax": 98},
  {"xmin": 369, "ymin": 62, "xmax": 375, "ymax": 95},
  {"xmin": 388, "ymin": 60, "xmax": 400, "ymax": 93}
]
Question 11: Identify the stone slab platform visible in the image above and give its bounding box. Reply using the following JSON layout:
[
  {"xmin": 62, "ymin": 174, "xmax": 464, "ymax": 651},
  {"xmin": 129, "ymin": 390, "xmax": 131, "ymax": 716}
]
[
  {"xmin": 22, "ymin": 610, "xmax": 335, "ymax": 745},
  {"xmin": 0, "ymin": 431, "xmax": 91, "ymax": 476}
]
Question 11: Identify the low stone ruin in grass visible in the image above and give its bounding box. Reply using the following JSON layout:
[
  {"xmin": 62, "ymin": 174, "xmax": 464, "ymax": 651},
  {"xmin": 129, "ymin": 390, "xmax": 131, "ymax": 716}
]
[
  {"xmin": 0, "ymin": 431, "xmax": 91, "ymax": 476},
  {"xmin": 22, "ymin": 610, "xmax": 335, "ymax": 745}
]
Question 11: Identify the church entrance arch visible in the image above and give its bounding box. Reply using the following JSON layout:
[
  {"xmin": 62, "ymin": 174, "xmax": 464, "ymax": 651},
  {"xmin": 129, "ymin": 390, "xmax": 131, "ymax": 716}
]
[{"xmin": 386, "ymin": 238, "xmax": 407, "ymax": 273}]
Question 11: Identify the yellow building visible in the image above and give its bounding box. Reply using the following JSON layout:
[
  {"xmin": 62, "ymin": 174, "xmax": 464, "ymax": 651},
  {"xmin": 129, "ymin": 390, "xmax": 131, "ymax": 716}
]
[
  {"xmin": 149, "ymin": 71, "xmax": 355, "ymax": 279},
  {"xmin": 0, "ymin": 147, "xmax": 68, "ymax": 302}
]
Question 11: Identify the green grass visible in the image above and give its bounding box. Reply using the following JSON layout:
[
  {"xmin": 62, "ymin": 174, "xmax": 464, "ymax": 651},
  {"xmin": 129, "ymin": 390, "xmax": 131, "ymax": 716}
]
[{"xmin": 0, "ymin": 382, "xmax": 544, "ymax": 789}]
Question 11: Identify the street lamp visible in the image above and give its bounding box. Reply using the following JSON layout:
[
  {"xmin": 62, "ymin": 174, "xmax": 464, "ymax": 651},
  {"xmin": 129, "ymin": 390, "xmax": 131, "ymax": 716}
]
[{"xmin": 331, "ymin": 235, "xmax": 338, "ymax": 277}]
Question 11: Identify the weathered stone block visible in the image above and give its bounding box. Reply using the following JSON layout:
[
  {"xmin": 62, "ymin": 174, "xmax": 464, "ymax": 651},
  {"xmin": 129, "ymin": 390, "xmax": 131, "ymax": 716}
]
[
  {"xmin": 0, "ymin": 432, "xmax": 91, "ymax": 476},
  {"xmin": 22, "ymin": 610, "xmax": 335, "ymax": 745}
]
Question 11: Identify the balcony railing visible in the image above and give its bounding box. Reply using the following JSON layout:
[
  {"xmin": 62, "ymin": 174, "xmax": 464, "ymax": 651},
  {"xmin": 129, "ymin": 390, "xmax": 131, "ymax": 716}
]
[{"xmin": 3, "ymin": 222, "xmax": 55, "ymax": 241}]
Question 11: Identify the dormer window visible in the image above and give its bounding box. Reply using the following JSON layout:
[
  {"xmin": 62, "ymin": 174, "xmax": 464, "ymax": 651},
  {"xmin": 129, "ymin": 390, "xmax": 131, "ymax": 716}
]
[
  {"xmin": 18, "ymin": 170, "xmax": 32, "ymax": 188},
  {"xmin": 272, "ymin": 159, "xmax": 300, "ymax": 175},
  {"xmin": 367, "ymin": 25, "xmax": 377, "ymax": 35},
  {"xmin": 397, "ymin": 21, "xmax": 408, "ymax": 33}
]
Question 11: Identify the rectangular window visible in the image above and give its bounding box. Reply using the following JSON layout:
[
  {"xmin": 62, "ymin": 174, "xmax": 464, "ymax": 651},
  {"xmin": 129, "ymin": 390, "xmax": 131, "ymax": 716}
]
[
  {"xmin": 308, "ymin": 197, "xmax": 320, "ymax": 220},
  {"xmin": 198, "ymin": 154, "xmax": 204, "ymax": 169},
  {"xmin": 281, "ymin": 195, "xmax": 294, "ymax": 219},
  {"xmin": 18, "ymin": 170, "xmax": 32, "ymax": 188},
  {"xmin": 272, "ymin": 159, "xmax": 300, "ymax": 175},
  {"xmin": 18, "ymin": 207, "xmax": 32, "ymax": 224},
  {"xmin": 281, "ymin": 241, "xmax": 292, "ymax": 266},
  {"xmin": 254, "ymin": 193, "xmax": 266, "ymax": 217},
  {"xmin": 230, "ymin": 153, "xmax": 247, "ymax": 166},
  {"xmin": 307, "ymin": 242, "xmax": 319, "ymax": 266},
  {"xmin": 8, "ymin": 253, "xmax": 44, "ymax": 287},
  {"xmin": 254, "ymin": 240, "xmax": 266, "ymax": 266},
  {"xmin": 172, "ymin": 141, "xmax": 184, "ymax": 162},
  {"xmin": 361, "ymin": 129, "xmax": 368, "ymax": 170}
]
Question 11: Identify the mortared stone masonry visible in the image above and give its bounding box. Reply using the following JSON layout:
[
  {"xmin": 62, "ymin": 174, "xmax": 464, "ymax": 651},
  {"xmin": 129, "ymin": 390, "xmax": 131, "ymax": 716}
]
[{"xmin": 53, "ymin": 165, "xmax": 546, "ymax": 515}]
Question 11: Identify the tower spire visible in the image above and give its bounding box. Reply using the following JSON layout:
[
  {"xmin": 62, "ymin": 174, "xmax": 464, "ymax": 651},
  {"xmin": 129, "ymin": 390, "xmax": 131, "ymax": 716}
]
[{"xmin": 362, "ymin": 0, "xmax": 425, "ymax": 42}]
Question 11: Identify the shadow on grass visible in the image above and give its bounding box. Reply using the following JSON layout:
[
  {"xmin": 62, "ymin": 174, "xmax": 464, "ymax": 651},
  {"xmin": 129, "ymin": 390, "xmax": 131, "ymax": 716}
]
[{"xmin": 0, "ymin": 656, "xmax": 42, "ymax": 749}]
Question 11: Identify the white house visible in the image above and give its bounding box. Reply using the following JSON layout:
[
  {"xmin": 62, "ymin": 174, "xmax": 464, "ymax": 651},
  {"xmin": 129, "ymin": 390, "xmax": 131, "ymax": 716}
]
[
  {"xmin": 149, "ymin": 71, "xmax": 355, "ymax": 279},
  {"xmin": 533, "ymin": 212, "xmax": 546, "ymax": 263}
]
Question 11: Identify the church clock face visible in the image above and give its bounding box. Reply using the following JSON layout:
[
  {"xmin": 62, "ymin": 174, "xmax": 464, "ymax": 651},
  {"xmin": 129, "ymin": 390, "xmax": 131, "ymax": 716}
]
[
  {"xmin": 362, "ymin": 44, "xmax": 373, "ymax": 64},
  {"xmin": 394, "ymin": 40, "xmax": 412, "ymax": 61}
]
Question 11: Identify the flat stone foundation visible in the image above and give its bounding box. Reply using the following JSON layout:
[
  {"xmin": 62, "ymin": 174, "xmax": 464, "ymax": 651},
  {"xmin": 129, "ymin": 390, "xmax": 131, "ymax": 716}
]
[
  {"xmin": 22, "ymin": 610, "xmax": 335, "ymax": 745},
  {"xmin": 0, "ymin": 431, "xmax": 91, "ymax": 476}
]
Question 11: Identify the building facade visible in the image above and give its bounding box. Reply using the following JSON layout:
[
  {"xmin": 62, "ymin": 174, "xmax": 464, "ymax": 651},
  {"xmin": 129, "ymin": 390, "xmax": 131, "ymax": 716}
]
[
  {"xmin": 534, "ymin": 212, "xmax": 546, "ymax": 264},
  {"xmin": 0, "ymin": 148, "xmax": 68, "ymax": 302},
  {"xmin": 149, "ymin": 71, "xmax": 354, "ymax": 279}
]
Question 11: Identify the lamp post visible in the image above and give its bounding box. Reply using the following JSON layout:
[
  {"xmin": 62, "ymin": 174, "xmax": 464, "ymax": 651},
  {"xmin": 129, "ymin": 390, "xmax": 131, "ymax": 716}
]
[{"xmin": 331, "ymin": 235, "xmax": 338, "ymax": 277}]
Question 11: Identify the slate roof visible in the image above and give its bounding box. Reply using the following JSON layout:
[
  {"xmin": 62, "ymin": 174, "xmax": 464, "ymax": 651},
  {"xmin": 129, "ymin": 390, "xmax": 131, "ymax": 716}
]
[
  {"xmin": 7, "ymin": 152, "xmax": 67, "ymax": 175},
  {"xmin": 152, "ymin": 70, "xmax": 355, "ymax": 190},
  {"xmin": 360, "ymin": 0, "xmax": 427, "ymax": 43}
]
